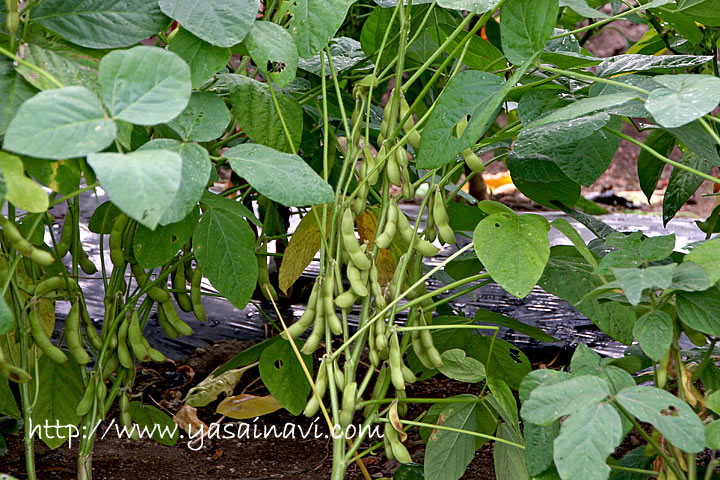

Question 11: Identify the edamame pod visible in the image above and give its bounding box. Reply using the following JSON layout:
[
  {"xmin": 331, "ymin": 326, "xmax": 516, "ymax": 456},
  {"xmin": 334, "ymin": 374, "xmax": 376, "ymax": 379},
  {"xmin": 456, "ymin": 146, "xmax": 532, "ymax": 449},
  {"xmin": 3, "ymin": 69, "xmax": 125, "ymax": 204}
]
[
  {"xmin": 334, "ymin": 290, "xmax": 357, "ymax": 310},
  {"xmin": 117, "ymin": 317, "xmax": 133, "ymax": 369},
  {"xmin": 395, "ymin": 207, "xmax": 439, "ymax": 257},
  {"xmin": 303, "ymin": 358, "xmax": 328, "ymax": 417},
  {"xmin": 77, "ymin": 246, "xmax": 98, "ymax": 275},
  {"xmin": 190, "ymin": 267, "xmax": 207, "ymax": 323},
  {"xmin": 0, "ymin": 348, "xmax": 31, "ymax": 383},
  {"xmin": 389, "ymin": 330, "xmax": 405, "ymax": 391},
  {"xmin": 159, "ymin": 300, "xmax": 193, "ymax": 336},
  {"xmin": 131, "ymin": 263, "xmax": 170, "ymax": 303},
  {"xmin": 156, "ymin": 302, "xmax": 180, "ymax": 338},
  {"xmin": 172, "ymin": 265, "xmax": 193, "ymax": 312},
  {"xmin": 109, "ymin": 214, "xmax": 129, "ymax": 267},
  {"xmin": 375, "ymin": 202, "xmax": 398, "ymax": 250},
  {"xmin": 65, "ymin": 301, "xmax": 90, "ymax": 365},
  {"xmin": 29, "ymin": 307, "xmax": 67, "ymax": 363},
  {"xmin": 347, "ymin": 264, "xmax": 368, "ymax": 297},
  {"xmin": 76, "ymin": 378, "xmax": 96, "ymax": 416},
  {"xmin": 363, "ymin": 146, "xmax": 380, "ymax": 185},
  {"xmin": 119, "ymin": 392, "xmax": 139, "ymax": 440},
  {"xmin": 56, "ymin": 208, "xmax": 74, "ymax": 258},
  {"xmin": 322, "ymin": 275, "xmax": 342, "ymax": 335},
  {"xmin": 333, "ymin": 360, "xmax": 345, "ymax": 390},
  {"xmin": 0, "ymin": 216, "xmax": 55, "ymax": 266},
  {"xmin": 34, "ymin": 276, "xmax": 77, "ymax": 298},
  {"xmin": 300, "ymin": 307, "xmax": 324, "ymax": 355},
  {"xmin": 341, "ymin": 210, "xmax": 370, "ymax": 270},
  {"xmin": 433, "ymin": 188, "xmax": 455, "ymax": 245},
  {"xmin": 387, "ymin": 149, "xmax": 402, "ymax": 187},
  {"xmin": 127, "ymin": 311, "xmax": 150, "ymax": 362}
]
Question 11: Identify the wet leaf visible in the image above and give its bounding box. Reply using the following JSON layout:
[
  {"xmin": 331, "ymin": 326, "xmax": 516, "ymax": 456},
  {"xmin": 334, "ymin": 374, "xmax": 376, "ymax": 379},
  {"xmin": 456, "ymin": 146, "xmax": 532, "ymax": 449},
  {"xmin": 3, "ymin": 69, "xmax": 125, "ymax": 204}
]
[
  {"xmin": 646, "ymin": 74, "xmax": 720, "ymax": 128},
  {"xmin": 500, "ymin": 0, "xmax": 558, "ymax": 65},
  {"xmin": 595, "ymin": 54, "xmax": 713, "ymax": 77}
]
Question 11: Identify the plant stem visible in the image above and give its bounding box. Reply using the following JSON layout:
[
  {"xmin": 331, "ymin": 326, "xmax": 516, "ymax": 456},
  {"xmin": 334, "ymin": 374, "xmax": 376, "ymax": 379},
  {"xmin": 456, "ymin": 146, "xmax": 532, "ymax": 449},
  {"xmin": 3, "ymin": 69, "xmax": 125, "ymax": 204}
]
[
  {"xmin": 608, "ymin": 464, "xmax": 660, "ymax": 476},
  {"xmin": 266, "ymin": 81, "xmax": 297, "ymax": 154},
  {"xmin": 539, "ymin": 65, "xmax": 651, "ymax": 95},
  {"xmin": 391, "ymin": 418, "xmax": 525, "ymax": 449},
  {"xmin": 550, "ymin": 1, "xmax": 663, "ymax": 40},
  {"xmin": 605, "ymin": 127, "xmax": 720, "ymax": 185},
  {"xmin": 0, "ymin": 45, "xmax": 64, "ymax": 88}
]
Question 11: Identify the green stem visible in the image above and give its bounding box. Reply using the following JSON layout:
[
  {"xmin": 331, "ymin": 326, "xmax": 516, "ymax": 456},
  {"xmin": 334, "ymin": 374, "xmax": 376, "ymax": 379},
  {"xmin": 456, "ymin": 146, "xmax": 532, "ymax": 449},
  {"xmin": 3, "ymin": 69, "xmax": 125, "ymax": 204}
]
[
  {"xmin": 0, "ymin": 45, "xmax": 64, "ymax": 88},
  {"xmin": 357, "ymin": 395, "xmax": 487, "ymax": 408},
  {"xmin": 48, "ymin": 182, "xmax": 99, "ymax": 208},
  {"xmin": 605, "ymin": 127, "xmax": 720, "ymax": 185},
  {"xmin": 267, "ymin": 81, "xmax": 297, "ymax": 154},
  {"xmin": 699, "ymin": 117, "xmax": 720, "ymax": 147},
  {"xmin": 391, "ymin": 418, "xmax": 525, "ymax": 449},
  {"xmin": 550, "ymin": 1, "xmax": 663, "ymax": 40},
  {"xmin": 608, "ymin": 464, "xmax": 659, "ymax": 476},
  {"xmin": 539, "ymin": 65, "xmax": 651, "ymax": 95}
]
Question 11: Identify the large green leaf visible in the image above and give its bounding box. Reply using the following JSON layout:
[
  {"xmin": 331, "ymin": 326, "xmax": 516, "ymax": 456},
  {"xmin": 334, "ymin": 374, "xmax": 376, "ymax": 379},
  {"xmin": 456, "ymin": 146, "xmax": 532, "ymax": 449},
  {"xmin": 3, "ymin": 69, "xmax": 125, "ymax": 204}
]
[
  {"xmin": 677, "ymin": 286, "xmax": 720, "ymax": 337},
  {"xmin": 0, "ymin": 153, "xmax": 48, "ymax": 213},
  {"xmin": 4, "ymin": 86, "xmax": 115, "ymax": 160},
  {"xmin": 245, "ymin": 21, "xmax": 298, "ymax": 88},
  {"xmin": 500, "ymin": 0, "xmax": 559, "ymax": 65},
  {"xmin": 615, "ymin": 386, "xmax": 705, "ymax": 453},
  {"xmin": 193, "ymin": 207, "xmax": 257, "ymax": 309},
  {"xmin": 24, "ymin": 158, "xmax": 82, "ymax": 195},
  {"xmin": 553, "ymin": 402, "xmax": 622, "ymax": 480},
  {"xmin": 165, "ymin": 92, "xmax": 231, "ymax": 142},
  {"xmin": 662, "ymin": 150, "xmax": 713, "ymax": 226},
  {"xmin": 637, "ymin": 129, "xmax": 675, "ymax": 203},
  {"xmin": 437, "ymin": 0, "xmax": 502, "ymax": 13},
  {"xmin": 676, "ymin": 0, "xmax": 720, "ymax": 25},
  {"xmin": 87, "ymin": 150, "xmax": 182, "ymax": 229},
  {"xmin": 524, "ymin": 421, "xmax": 560, "ymax": 477},
  {"xmin": 32, "ymin": 353, "xmax": 83, "ymax": 449},
  {"xmin": 221, "ymin": 74, "xmax": 303, "ymax": 153},
  {"xmin": 33, "ymin": 0, "xmax": 168, "ymax": 49},
  {"xmin": 417, "ymin": 71, "xmax": 504, "ymax": 169},
  {"xmin": 494, "ymin": 422, "xmax": 528, "ymax": 480},
  {"xmin": 168, "ymin": 28, "xmax": 231, "ymax": 88},
  {"xmin": 595, "ymin": 54, "xmax": 714, "ymax": 77},
  {"xmin": 685, "ymin": 237, "xmax": 720, "ymax": 284},
  {"xmin": 521, "ymin": 375, "xmax": 611, "ymax": 425},
  {"xmin": 128, "ymin": 401, "xmax": 179, "ymax": 446},
  {"xmin": 473, "ymin": 213, "xmax": 550, "ymax": 298},
  {"xmin": 99, "ymin": 46, "xmax": 191, "ymax": 125},
  {"xmin": 506, "ymin": 154, "xmax": 581, "ymax": 208},
  {"xmin": 15, "ymin": 41, "xmax": 100, "ymax": 92},
  {"xmin": 528, "ymin": 92, "xmax": 639, "ymax": 127},
  {"xmin": 539, "ymin": 246, "xmax": 635, "ymax": 344},
  {"xmin": 133, "ymin": 207, "xmax": 199, "ymax": 269},
  {"xmin": 633, "ymin": 311, "xmax": 673, "ymax": 362},
  {"xmin": 424, "ymin": 401, "xmax": 479, "ymax": 480},
  {"xmin": 433, "ymin": 24, "xmax": 505, "ymax": 72},
  {"xmin": 439, "ymin": 349, "xmax": 486, "ymax": 383},
  {"xmin": 258, "ymin": 339, "xmax": 312, "ymax": 416},
  {"xmin": 158, "ymin": 0, "xmax": 259, "ymax": 48},
  {"xmin": 138, "ymin": 140, "xmax": 212, "ymax": 226},
  {"xmin": 0, "ymin": 58, "xmax": 36, "ymax": 135},
  {"xmin": 515, "ymin": 112, "xmax": 611, "ymax": 155},
  {"xmin": 287, "ymin": 0, "xmax": 355, "ymax": 58},
  {"xmin": 646, "ymin": 74, "xmax": 720, "ymax": 128},
  {"xmin": 669, "ymin": 121, "xmax": 720, "ymax": 168},
  {"xmin": 0, "ymin": 296, "xmax": 13, "ymax": 337},
  {"xmin": 475, "ymin": 308, "xmax": 558, "ymax": 343},
  {"xmin": 226, "ymin": 144, "xmax": 333, "ymax": 207},
  {"xmin": 299, "ymin": 37, "xmax": 371, "ymax": 76},
  {"xmin": 0, "ymin": 375, "xmax": 21, "ymax": 418},
  {"xmin": 611, "ymin": 263, "xmax": 676, "ymax": 305}
]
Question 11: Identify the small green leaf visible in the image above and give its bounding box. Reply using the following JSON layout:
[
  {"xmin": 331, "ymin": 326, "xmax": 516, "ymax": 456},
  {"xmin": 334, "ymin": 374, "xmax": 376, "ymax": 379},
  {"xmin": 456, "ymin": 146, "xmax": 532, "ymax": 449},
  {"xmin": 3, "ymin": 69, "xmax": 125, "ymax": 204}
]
[
  {"xmin": 500, "ymin": 0, "xmax": 559, "ymax": 65},
  {"xmin": 32, "ymin": 353, "xmax": 83, "ymax": 449},
  {"xmin": 475, "ymin": 308, "xmax": 558, "ymax": 343},
  {"xmin": 639, "ymin": 234, "xmax": 676, "ymax": 261},
  {"xmin": 258, "ymin": 339, "xmax": 312, "ymax": 416},
  {"xmin": 245, "ymin": 21, "xmax": 298, "ymax": 88},
  {"xmin": 553, "ymin": 402, "xmax": 622, "ymax": 480},
  {"xmin": 439, "ymin": 348, "xmax": 487, "ymax": 383},
  {"xmin": 633, "ymin": 311, "xmax": 673, "ymax": 362},
  {"xmin": 685, "ymin": 237, "xmax": 720, "ymax": 284},
  {"xmin": 521, "ymin": 375, "xmax": 611, "ymax": 426},
  {"xmin": 299, "ymin": 37, "xmax": 371, "ymax": 76},
  {"xmin": 519, "ymin": 369, "xmax": 571, "ymax": 404},
  {"xmin": 611, "ymin": 263, "xmax": 676, "ymax": 305},
  {"xmin": 670, "ymin": 262, "xmax": 711, "ymax": 292},
  {"xmin": 138, "ymin": 140, "xmax": 212, "ymax": 226},
  {"xmin": 473, "ymin": 213, "xmax": 550, "ymax": 298},
  {"xmin": 638, "ymin": 130, "xmax": 675, "ymax": 203},
  {"xmin": 226, "ymin": 144, "xmax": 334, "ymax": 207},
  {"xmin": 287, "ymin": 0, "xmax": 355, "ymax": 58},
  {"xmin": 87, "ymin": 150, "xmax": 182, "ymax": 229},
  {"xmin": 133, "ymin": 207, "xmax": 199, "ymax": 269},
  {"xmin": 158, "ymin": 0, "xmax": 259, "ymax": 48},
  {"xmin": 595, "ymin": 54, "xmax": 713, "ymax": 77},
  {"xmin": 646, "ymin": 75, "xmax": 720, "ymax": 128},
  {"xmin": 516, "ymin": 112, "xmax": 611, "ymax": 157},
  {"xmin": 165, "ymin": 92, "xmax": 231, "ymax": 142},
  {"xmin": 99, "ymin": 46, "xmax": 191, "ymax": 126},
  {"xmin": 677, "ymin": 286, "xmax": 720, "ymax": 337},
  {"xmin": 128, "ymin": 401, "xmax": 179, "ymax": 446},
  {"xmin": 168, "ymin": 28, "xmax": 231, "ymax": 88},
  {"xmin": 433, "ymin": 23, "xmax": 505, "ymax": 72},
  {"xmin": 705, "ymin": 421, "xmax": 720, "ymax": 450},
  {"xmin": 33, "ymin": 0, "xmax": 168, "ymax": 49},
  {"xmin": 194, "ymin": 207, "xmax": 257, "ymax": 309},
  {"xmin": 221, "ymin": 74, "xmax": 303, "ymax": 153},
  {"xmin": 4, "ymin": 86, "xmax": 116, "ymax": 160},
  {"xmin": 569, "ymin": 343, "xmax": 602, "ymax": 376},
  {"xmin": 663, "ymin": 150, "xmax": 714, "ymax": 226},
  {"xmin": 505, "ymin": 154, "xmax": 581, "ymax": 208},
  {"xmin": 559, "ymin": 0, "xmax": 609, "ymax": 18},
  {"xmin": 529, "ymin": 92, "xmax": 638, "ymax": 127},
  {"xmin": 0, "ymin": 153, "xmax": 48, "ymax": 213},
  {"xmin": 88, "ymin": 201, "xmax": 122, "ymax": 234},
  {"xmin": 615, "ymin": 386, "xmax": 705, "ymax": 453}
]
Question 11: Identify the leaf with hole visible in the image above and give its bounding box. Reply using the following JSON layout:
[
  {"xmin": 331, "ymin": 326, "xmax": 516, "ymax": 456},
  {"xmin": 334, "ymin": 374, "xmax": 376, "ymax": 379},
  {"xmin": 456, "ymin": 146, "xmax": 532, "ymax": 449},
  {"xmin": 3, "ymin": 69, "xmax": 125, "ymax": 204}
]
[
  {"xmin": 99, "ymin": 46, "xmax": 191, "ymax": 126},
  {"xmin": 133, "ymin": 207, "xmax": 199, "ymax": 269},
  {"xmin": 258, "ymin": 339, "xmax": 312, "ymax": 416},
  {"xmin": 226, "ymin": 144, "xmax": 334, "ymax": 207},
  {"xmin": 245, "ymin": 21, "xmax": 298, "ymax": 88},
  {"xmin": 473, "ymin": 213, "xmax": 550, "ymax": 298},
  {"xmin": 4, "ymin": 86, "xmax": 115, "ymax": 160},
  {"xmin": 158, "ymin": 0, "xmax": 259, "ymax": 48}
]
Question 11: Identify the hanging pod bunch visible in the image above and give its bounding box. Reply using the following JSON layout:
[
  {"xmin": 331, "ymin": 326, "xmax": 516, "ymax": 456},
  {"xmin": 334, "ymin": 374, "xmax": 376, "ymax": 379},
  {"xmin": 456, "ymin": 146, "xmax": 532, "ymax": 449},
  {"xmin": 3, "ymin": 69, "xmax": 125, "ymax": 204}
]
[
  {"xmin": 55, "ymin": 208, "xmax": 97, "ymax": 274},
  {"xmin": 399, "ymin": 95, "xmax": 422, "ymax": 152},
  {"xmin": 0, "ymin": 215, "xmax": 54, "ymax": 266},
  {"xmin": 0, "ymin": 347, "xmax": 31, "ymax": 383},
  {"xmin": 283, "ymin": 279, "xmax": 319, "ymax": 340},
  {"xmin": 409, "ymin": 309, "xmax": 444, "ymax": 370},
  {"xmin": 383, "ymin": 421, "xmax": 412, "ymax": 464},
  {"xmin": 395, "ymin": 204, "xmax": 439, "ymax": 257},
  {"xmin": 341, "ymin": 209, "xmax": 371, "ymax": 271},
  {"xmin": 303, "ymin": 356, "xmax": 328, "ymax": 417}
]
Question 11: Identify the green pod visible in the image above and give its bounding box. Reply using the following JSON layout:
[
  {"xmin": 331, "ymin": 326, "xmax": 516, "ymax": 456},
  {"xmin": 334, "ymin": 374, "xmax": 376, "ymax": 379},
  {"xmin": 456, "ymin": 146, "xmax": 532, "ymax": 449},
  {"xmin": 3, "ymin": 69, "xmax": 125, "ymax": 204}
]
[
  {"xmin": 109, "ymin": 214, "xmax": 129, "ymax": 267},
  {"xmin": 363, "ymin": 146, "xmax": 380, "ymax": 185},
  {"xmin": 303, "ymin": 359, "xmax": 328, "ymax": 417},
  {"xmin": 131, "ymin": 263, "xmax": 170, "ymax": 303},
  {"xmin": 29, "ymin": 307, "xmax": 67, "ymax": 364},
  {"xmin": 401, "ymin": 365, "xmax": 416, "ymax": 384},
  {"xmin": 34, "ymin": 276, "xmax": 77, "ymax": 298},
  {"xmin": 156, "ymin": 302, "xmax": 180, "ymax": 338},
  {"xmin": 395, "ymin": 389, "xmax": 408, "ymax": 417},
  {"xmin": 65, "ymin": 301, "xmax": 90, "ymax": 365},
  {"xmin": 300, "ymin": 313, "xmax": 324, "ymax": 355},
  {"xmin": 127, "ymin": 310, "xmax": 150, "ymax": 362},
  {"xmin": 117, "ymin": 317, "xmax": 133, "ymax": 369},
  {"xmin": 433, "ymin": 188, "xmax": 455, "ymax": 244},
  {"xmin": 0, "ymin": 348, "xmax": 31, "ymax": 383},
  {"xmin": 391, "ymin": 439, "xmax": 412, "ymax": 464},
  {"xmin": 76, "ymin": 378, "xmax": 96, "ymax": 416},
  {"xmin": 56, "ymin": 208, "xmax": 74, "ymax": 258},
  {"xmin": 77, "ymin": 246, "xmax": 98, "ymax": 275},
  {"xmin": 341, "ymin": 381, "xmax": 357, "ymax": 414},
  {"xmin": 159, "ymin": 300, "xmax": 193, "ymax": 336},
  {"xmin": 102, "ymin": 353, "xmax": 120, "ymax": 380},
  {"xmin": 341, "ymin": 210, "xmax": 371, "ymax": 271},
  {"xmin": 386, "ymin": 150, "xmax": 403, "ymax": 187},
  {"xmin": 375, "ymin": 202, "xmax": 398, "ymax": 250},
  {"xmin": 334, "ymin": 290, "xmax": 357, "ymax": 310},
  {"xmin": 395, "ymin": 208, "xmax": 439, "ymax": 257},
  {"xmin": 347, "ymin": 264, "xmax": 369, "ymax": 297},
  {"xmin": 389, "ymin": 330, "xmax": 405, "ymax": 391},
  {"xmin": 119, "ymin": 392, "xmax": 139, "ymax": 440},
  {"xmin": 172, "ymin": 264, "xmax": 193, "ymax": 312},
  {"xmin": 190, "ymin": 267, "xmax": 207, "ymax": 323},
  {"xmin": 462, "ymin": 148, "xmax": 485, "ymax": 173},
  {"xmin": 333, "ymin": 360, "xmax": 345, "ymax": 390},
  {"xmin": 0, "ymin": 216, "xmax": 55, "ymax": 266}
]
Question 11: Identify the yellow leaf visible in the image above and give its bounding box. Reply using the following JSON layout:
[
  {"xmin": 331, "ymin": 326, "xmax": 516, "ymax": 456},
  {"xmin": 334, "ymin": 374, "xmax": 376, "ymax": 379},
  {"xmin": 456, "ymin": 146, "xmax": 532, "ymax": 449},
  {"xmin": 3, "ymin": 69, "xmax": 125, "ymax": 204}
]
[
  {"xmin": 184, "ymin": 365, "xmax": 251, "ymax": 407},
  {"xmin": 0, "ymin": 152, "xmax": 48, "ymax": 213},
  {"xmin": 356, "ymin": 207, "xmax": 406, "ymax": 285},
  {"xmin": 278, "ymin": 205, "xmax": 332, "ymax": 294},
  {"xmin": 216, "ymin": 394, "xmax": 283, "ymax": 419}
]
